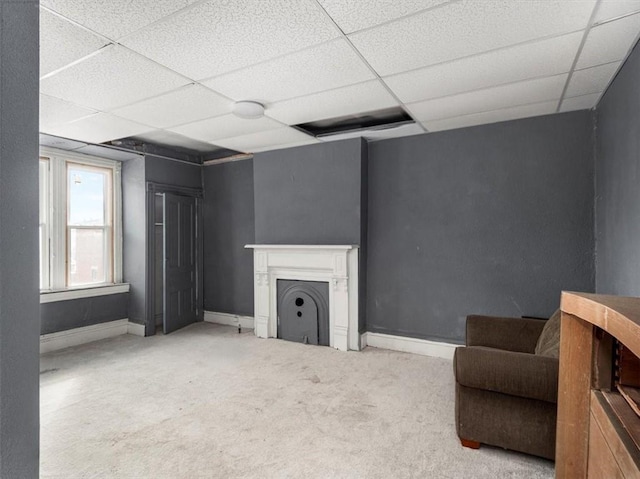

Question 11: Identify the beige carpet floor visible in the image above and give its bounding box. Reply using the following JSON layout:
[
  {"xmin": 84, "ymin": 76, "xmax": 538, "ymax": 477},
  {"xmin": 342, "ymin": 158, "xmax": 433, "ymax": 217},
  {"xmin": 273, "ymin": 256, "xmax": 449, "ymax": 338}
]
[{"xmin": 40, "ymin": 322, "xmax": 554, "ymax": 478}]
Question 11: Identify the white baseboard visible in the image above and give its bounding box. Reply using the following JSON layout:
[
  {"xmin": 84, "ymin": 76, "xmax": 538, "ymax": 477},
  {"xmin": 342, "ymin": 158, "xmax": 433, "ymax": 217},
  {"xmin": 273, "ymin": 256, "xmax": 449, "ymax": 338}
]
[
  {"xmin": 40, "ymin": 319, "xmax": 129, "ymax": 354},
  {"xmin": 204, "ymin": 311, "xmax": 254, "ymax": 330},
  {"xmin": 127, "ymin": 321, "xmax": 145, "ymax": 337},
  {"xmin": 362, "ymin": 332, "xmax": 460, "ymax": 360}
]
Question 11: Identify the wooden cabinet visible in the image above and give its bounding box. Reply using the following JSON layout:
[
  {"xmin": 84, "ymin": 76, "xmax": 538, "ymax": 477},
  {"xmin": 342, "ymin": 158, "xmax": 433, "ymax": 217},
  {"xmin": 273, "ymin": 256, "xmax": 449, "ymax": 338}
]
[{"xmin": 556, "ymin": 292, "xmax": 640, "ymax": 478}]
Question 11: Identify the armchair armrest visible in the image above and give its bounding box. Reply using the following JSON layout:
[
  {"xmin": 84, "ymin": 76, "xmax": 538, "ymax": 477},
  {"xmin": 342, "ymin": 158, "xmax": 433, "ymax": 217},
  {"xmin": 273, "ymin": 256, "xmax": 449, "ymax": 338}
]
[
  {"xmin": 466, "ymin": 315, "xmax": 546, "ymax": 353},
  {"xmin": 454, "ymin": 346, "xmax": 559, "ymax": 403}
]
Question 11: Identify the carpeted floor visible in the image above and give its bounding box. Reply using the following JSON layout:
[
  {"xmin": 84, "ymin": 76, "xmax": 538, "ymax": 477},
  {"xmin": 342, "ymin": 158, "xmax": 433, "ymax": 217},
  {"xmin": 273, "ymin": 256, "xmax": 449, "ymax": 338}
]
[{"xmin": 40, "ymin": 322, "xmax": 554, "ymax": 478}]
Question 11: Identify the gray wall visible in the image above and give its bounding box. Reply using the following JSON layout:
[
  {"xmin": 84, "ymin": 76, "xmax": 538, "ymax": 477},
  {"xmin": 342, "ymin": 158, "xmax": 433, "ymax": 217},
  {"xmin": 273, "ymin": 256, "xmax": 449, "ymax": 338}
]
[
  {"xmin": 145, "ymin": 155, "xmax": 202, "ymax": 189},
  {"xmin": 595, "ymin": 41, "xmax": 640, "ymax": 296},
  {"xmin": 40, "ymin": 294, "xmax": 129, "ymax": 335},
  {"xmin": 0, "ymin": 0, "xmax": 40, "ymax": 475},
  {"xmin": 203, "ymin": 160, "xmax": 255, "ymax": 315},
  {"xmin": 122, "ymin": 157, "xmax": 147, "ymax": 329},
  {"xmin": 254, "ymin": 139, "xmax": 366, "ymax": 245},
  {"xmin": 367, "ymin": 111, "xmax": 595, "ymax": 343}
]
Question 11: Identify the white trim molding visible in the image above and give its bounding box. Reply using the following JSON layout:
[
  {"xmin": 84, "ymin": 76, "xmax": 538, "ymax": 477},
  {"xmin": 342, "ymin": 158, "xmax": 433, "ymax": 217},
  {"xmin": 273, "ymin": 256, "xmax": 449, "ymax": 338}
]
[
  {"xmin": 362, "ymin": 332, "xmax": 460, "ymax": 360},
  {"xmin": 127, "ymin": 321, "xmax": 146, "ymax": 337},
  {"xmin": 204, "ymin": 311, "xmax": 255, "ymax": 330},
  {"xmin": 245, "ymin": 244, "xmax": 359, "ymax": 351},
  {"xmin": 40, "ymin": 283, "xmax": 130, "ymax": 303},
  {"xmin": 40, "ymin": 319, "xmax": 129, "ymax": 354}
]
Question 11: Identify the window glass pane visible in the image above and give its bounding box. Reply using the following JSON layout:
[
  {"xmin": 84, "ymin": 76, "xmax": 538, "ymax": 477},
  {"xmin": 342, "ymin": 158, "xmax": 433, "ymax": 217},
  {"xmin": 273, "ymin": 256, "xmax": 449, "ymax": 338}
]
[
  {"xmin": 69, "ymin": 228, "xmax": 106, "ymax": 286},
  {"xmin": 39, "ymin": 159, "xmax": 49, "ymax": 290},
  {"xmin": 68, "ymin": 165, "xmax": 107, "ymax": 226}
]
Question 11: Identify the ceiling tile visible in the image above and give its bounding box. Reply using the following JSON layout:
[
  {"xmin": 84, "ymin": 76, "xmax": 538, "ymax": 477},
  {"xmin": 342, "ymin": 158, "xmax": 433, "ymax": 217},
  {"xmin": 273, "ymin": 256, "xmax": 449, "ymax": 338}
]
[
  {"xmin": 407, "ymin": 74, "xmax": 567, "ymax": 122},
  {"xmin": 267, "ymin": 80, "xmax": 398, "ymax": 125},
  {"xmin": 40, "ymin": 45, "xmax": 189, "ymax": 111},
  {"xmin": 122, "ymin": 0, "xmax": 340, "ymax": 81},
  {"xmin": 384, "ymin": 32, "xmax": 582, "ymax": 103},
  {"xmin": 317, "ymin": 0, "xmax": 448, "ymax": 34},
  {"xmin": 566, "ymin": 62, "xmax": 621, "ymax": 98},
  {"xmin": 595, "ymin": 0, "xmax": 640, "ymax": 23},
  {"xmin": 559, "ymin": 93, "xmax": 601, "ymax": 112},
  {"xmin": 170, "ymin": 114, "xmax": 283, "ymax": 143},
  {"xmin": 349, "ymin": 0, "xmax": 596, "ymax": 76},
  {"xmin": 423, "ymin": 101, "xmax": 558, "ymax": 132},
  {"xmin": 577, "ymin": 12, "xmax": 640, "ymax": 68},
  {"xmin": 213, "ymin": 127, "xmax": 318, "ymax": 153},
  {"xmin": 132, "ymin": 130, "xmax": 221, "ymax": 153},
  {"xmin": 44, "ymin": 113, "xmax": 153, "ymax": 144},
  {"xmin": 40, "ymin": 0, "xmax": 200, "ymax": 41},
  {"xmin": 40, "ymin": 9, "xmax": 108, "ymax": 77},
  {"xmin": 203, "ymin": 39, "xmax": 374, "ymax": 103},
  {"xmin": 112, "ymin": 85, "xmax": 232, "ymax": 129},
  {"xmin": 40, "ymin": 94, "xmax": 97, "ymax": 130},
  {"xmin": 319, "ymin": 122, "xmax": 425, "ymax": 143}
]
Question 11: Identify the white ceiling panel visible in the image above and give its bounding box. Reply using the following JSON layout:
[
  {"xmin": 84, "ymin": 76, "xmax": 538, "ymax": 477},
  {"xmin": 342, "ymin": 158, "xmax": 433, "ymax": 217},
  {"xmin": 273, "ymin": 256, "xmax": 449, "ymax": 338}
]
[
  {"xmin": 423, "ymin": 101, "xmax": 558, "ymax": 132},
  {"xmin": 577, "ymin": 12, "xmax": 640, "ymax": 69},
  {"xmin": 408, "ymin": 74, "xmax": 567, "ymax": 122},
  {"xmin": 203, "ymin": 39, "xmax": 375, "ymax": 104},
  {"xmin": 170, "ymin": 114, "xmax": 283, "ymax": 143},
  {"xmin": 122, "ymin": 0, "xmax": 340, "ymax": 81},
  {"xmin": 559, "ymin": 93, "xmax": 602, "ymax": 112},
  {"xmin": 267, "ymin": 80, "xmax": 398, "ymax": 125},
  {"xmin": 213, "ymin": 127, "xmax": 318, "ymax": 153},
  {"xmin": 132, "ymin": 130, "xmax": 221, "ymax": 153},
  {"xmin": 349, "ymin": 0, "xmax": 596, "ymax": 76},
  {"xmin": 40, "ymin": 45, "xmax": 189, "ymax": 112},
  {"xmin": 595, "ymin": 0, "xmax": 640, "ymax": 23},
  {"xmin": 40, "ymin": 0, "xmax": 200, "ymax": 41},
  {"xmin": 317, "ymin": 0, "xmax": 448, "ymax": 34},
  {"xmin": 384, "ymin": 32, "xmax": 582, "ymax": 104},
  {"xmin": 566, "ymin": 62, "xmax": 621, "ymax": 98},
  {"xmin": 112, "ymin": 85, "xmax": 232, "ymax": 129},
  {"xmin": 40, "ymin": 94, "xmax": 96, "ymax": 130},
  {"xmin": 44, "ymin": 113, "xmax": 152, "ymax": 144},
  {"xmin": 40, "ymin": 8, "xmax": 108, "ymax": 77}
]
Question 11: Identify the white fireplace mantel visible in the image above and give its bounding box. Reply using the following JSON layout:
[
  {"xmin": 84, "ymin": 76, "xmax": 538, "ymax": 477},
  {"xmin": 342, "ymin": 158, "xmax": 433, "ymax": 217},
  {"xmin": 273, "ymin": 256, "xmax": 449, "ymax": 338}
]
[{"xmin": 245, "ymin": 244, "xmax": 360, "ymax": 351}]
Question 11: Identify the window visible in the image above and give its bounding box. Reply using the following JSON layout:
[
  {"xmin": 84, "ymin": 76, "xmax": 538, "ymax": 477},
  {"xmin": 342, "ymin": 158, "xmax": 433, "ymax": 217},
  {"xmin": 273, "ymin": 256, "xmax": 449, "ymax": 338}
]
[{"xmin": 39, "ymin": 148, "xmax": 122, "ymax": 291}]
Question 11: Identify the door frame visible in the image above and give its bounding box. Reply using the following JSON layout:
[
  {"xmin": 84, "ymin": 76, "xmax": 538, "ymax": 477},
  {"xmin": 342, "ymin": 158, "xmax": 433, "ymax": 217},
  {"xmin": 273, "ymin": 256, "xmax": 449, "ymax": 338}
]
[{"xmin": 145, "ymin": 182, "xmax": 203, "ymax": 336}]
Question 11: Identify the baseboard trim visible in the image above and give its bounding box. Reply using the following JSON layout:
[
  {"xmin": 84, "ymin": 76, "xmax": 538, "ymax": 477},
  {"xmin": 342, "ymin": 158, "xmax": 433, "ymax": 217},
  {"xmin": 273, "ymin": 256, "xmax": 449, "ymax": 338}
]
[
  {"xmin": 40, "ymin": 319, "xmax": 129, "ymax": 354},
  {"xmin": 362, "ymin": 332, "xmax": 459, "ymax": 360},
  {"xmin": 204, "ymin": 311, "xmax": 254, "ymax": 330},
  {"xmin": 127, "ymin": 321, "xmax": 145, "ymax": 337}
]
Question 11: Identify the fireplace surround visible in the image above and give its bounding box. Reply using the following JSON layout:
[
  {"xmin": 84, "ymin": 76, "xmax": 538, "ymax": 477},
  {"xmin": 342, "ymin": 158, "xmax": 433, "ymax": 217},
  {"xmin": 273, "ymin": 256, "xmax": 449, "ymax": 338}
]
[{"xmin": 245, "ymin": 245, "xmax": 360, "ymax": 351}]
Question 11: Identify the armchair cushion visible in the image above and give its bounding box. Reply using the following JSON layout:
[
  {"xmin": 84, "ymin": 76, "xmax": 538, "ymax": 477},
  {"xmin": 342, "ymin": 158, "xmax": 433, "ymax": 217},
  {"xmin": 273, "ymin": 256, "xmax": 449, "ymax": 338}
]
[
  {"xmin": 454, "ymin": 346, "xmax": 559, "ymax": 403},
  {"xmin": 466, "ymin": 315, "xmax": 547, "ymax": 353},
  {"xmin": 534, "ymin": 309, "xmax": 561, "ymax": 358}
]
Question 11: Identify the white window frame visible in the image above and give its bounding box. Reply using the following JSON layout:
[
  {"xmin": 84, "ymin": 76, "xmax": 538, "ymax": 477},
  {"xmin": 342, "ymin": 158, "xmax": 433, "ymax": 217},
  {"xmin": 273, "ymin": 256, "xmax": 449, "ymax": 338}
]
[{"xmin": 39, "ymin": 147, "xmax": 123, "ymax": 296}]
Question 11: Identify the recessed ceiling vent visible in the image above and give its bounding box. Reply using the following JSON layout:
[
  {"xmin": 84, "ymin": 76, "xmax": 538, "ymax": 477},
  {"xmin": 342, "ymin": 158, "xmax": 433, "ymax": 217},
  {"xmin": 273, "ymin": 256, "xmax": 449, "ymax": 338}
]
[{"xmin": 293, "ymin": 107, "xmax": 414, "ymax": 140}]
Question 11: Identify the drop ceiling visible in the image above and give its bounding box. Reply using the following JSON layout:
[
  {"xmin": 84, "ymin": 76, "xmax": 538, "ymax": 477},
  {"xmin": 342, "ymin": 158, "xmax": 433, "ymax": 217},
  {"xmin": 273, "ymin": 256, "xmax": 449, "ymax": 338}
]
[{"xmin": 39, "ymin": 0, "xmax": 640, "ymax": 156}]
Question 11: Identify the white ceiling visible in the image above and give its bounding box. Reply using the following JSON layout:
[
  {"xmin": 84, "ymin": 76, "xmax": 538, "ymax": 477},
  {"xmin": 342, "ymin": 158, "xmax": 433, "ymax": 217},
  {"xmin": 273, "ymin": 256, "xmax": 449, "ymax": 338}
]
[{"xmin": 39, "ymin": 0, "xmax": 640, "ymax": 156}]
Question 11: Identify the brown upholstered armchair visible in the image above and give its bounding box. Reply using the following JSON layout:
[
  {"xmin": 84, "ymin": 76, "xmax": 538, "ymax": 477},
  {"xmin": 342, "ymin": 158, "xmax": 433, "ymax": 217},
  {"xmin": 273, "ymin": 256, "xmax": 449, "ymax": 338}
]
[{"xmin": 453, "ymin": 314, "xmax": 559, "ymax": 460}]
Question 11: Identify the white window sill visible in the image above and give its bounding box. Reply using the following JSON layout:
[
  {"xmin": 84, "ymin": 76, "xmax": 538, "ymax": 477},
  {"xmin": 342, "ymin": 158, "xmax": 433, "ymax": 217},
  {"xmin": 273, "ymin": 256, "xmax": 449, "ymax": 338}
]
[{"xmin": 40, "ymin": 283, "xmax": 130, "ymax": 304}]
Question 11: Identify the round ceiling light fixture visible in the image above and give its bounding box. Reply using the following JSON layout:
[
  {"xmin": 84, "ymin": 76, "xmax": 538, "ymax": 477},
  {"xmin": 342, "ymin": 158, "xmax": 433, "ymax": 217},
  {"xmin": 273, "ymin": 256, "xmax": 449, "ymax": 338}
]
[{"xmin": 233, "ymin": 100, "xmax": 265, "ymax": 119}]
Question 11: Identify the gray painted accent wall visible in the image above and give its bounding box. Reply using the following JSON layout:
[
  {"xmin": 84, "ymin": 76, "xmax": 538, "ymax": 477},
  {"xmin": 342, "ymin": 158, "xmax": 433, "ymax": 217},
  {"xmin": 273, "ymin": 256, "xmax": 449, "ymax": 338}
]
[
  {"xmin": 203, "ymin": 160, "xmax": 255, "ymax": 315},
  {"xmin": 122, "ymin": 157, "xmax": 147, "ymax": 330},
  {"xmin": 254, "ymin": 139, "xmax": 365, "ymax": 245},
  {"xmin": 367, "ymin": 112, "xmax": 595, "ymax": 343},
  {"xmin": 145, "ymin": 155, "xmax": 202, "ymax": 189},
  {"xmin": 0, "ymin": 0, "xmax": 40, "ymax": 475},
  {"xmin": 595, "ymin": 41, "xmax": 640, "ymax": 296},
  {"xmin": 40, "ymin": 294, "xmax": 129, "ymax": 335}
]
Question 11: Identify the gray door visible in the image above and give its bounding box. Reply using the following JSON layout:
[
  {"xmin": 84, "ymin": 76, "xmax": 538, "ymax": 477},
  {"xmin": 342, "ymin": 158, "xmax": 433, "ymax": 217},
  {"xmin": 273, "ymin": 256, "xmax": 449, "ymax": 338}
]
[{"xmin": 163, "ymin": 193, "xmax": 197, "ymax": 334}]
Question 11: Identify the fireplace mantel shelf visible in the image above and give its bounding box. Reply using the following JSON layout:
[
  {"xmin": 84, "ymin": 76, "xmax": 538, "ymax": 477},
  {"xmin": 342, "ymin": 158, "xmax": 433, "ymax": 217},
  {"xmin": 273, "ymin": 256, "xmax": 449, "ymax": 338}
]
[{"xmin": 245, "ymin": 244, "xmax": 356, "ymax": 250}]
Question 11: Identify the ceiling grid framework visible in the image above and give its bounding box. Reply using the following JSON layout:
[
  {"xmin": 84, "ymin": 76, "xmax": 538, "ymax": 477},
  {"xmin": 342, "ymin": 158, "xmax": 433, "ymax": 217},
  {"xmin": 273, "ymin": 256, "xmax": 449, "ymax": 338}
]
[{"xmin": 38, "ymin": 0, "xmax": 640, "ymax": 156}]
